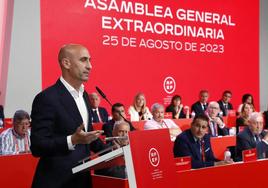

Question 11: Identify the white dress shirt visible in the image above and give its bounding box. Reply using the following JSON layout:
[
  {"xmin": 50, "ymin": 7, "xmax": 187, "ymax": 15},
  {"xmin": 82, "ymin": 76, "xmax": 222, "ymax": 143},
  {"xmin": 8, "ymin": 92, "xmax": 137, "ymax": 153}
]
[{"xmin": 60, "ymin": 77, "xmax": 89, "ymax": 150}]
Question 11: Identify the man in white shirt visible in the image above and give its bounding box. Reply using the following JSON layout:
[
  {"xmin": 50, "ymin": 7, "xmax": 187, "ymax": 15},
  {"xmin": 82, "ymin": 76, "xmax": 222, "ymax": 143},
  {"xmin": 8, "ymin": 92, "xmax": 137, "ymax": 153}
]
[
  {"xmin": 30, "ymin": 44, "xmax": 105, "ymax": 188},
  {"xmin": 144, "ymin": 103, "xmax": 182, "ymax": 141}
]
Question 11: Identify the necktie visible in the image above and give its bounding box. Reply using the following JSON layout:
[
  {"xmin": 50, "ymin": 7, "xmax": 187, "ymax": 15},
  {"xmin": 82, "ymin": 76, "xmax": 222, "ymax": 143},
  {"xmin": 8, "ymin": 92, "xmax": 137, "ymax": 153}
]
[
  {"xmin": 203, "ymin": 104, "xmax": 207, "ymax": 111},
  {"xmin": 197, "ymin": 139, "xmax": 205, "ymax": 161},
  {"xmin": 211, "ymin": 121, "xmax": 218, "ymax": 137},
  {"xmin": 255, "ymin": 135, "xmax": 261, "ymax": 144},
  {"xmin": 92, "ymin": 110, "xmax": 100, "ymax": 123}
]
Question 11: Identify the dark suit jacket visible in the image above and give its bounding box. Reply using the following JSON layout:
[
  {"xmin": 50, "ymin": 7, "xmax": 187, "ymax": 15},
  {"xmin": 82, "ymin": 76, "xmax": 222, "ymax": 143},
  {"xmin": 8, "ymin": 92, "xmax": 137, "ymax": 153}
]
[
  {"xmin": 236, "ymin": 127, "xmax": 268, "ymax": 161},
  {"xmin": 90, "ymin": 107, "xmax": 109, "ymax": 123},
  {"xmin": 174, "ymin": 129, "xmax": 216, "ymax": 169},
  {"xmin": 0, "ymin": 105, "xmax": 4, "ymax": 127},
  {"xmin": 264, "ymin": 111, "xmax": 268, "ymax": 129},
  {"xmin": 217, "ymin": 100, "xmax": 233, "ymax": 116},
  {"xmin": 165, "ymin": 105, "xmax": 186, "ymax": 119},
  {"xmin": 30, "ymin": 80, "xmax": 105, "ymax": 188},
  {"xmin": 191, "ymin": 102, "xmax": 207, "ymax": 116}
]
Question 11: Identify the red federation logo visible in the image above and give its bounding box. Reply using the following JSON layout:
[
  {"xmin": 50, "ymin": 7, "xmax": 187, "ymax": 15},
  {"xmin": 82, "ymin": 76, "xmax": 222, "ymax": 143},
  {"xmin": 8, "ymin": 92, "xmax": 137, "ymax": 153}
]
[{"xmin": 149, "ymin": 148, "xmax": 160, "ymax": 167}]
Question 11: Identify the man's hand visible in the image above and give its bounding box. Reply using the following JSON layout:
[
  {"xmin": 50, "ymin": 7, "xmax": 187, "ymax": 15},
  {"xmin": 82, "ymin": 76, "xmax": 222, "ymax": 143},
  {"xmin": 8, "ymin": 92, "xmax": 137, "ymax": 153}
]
[{"xmin": 71, "ymin": 124, "xmax": 103, "ymax": 145}]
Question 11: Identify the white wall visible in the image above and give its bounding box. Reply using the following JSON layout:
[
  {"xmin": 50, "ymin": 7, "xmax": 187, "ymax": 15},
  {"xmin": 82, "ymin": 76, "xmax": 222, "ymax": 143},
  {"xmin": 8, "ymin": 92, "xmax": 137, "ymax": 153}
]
[
  {"xmin": 5, "ymin": 0, "xmax": 41, "ymax": 117},
  {"xmin": 3, "ymin": 0, "xmax": 268, "ymax": 117}
]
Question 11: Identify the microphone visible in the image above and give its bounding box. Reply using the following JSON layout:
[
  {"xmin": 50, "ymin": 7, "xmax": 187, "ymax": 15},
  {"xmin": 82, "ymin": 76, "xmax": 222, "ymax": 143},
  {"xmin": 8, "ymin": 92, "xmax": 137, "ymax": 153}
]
[
  {"xmin": 96, "ymin": 86, "xmax": 106, "ymax": 99},
  {"xmin": 104, "ymin": 136, "xmax": 128, "ymax": 141},
  {"xmin": 95, "ymin": 86, "xmax": 136, "ymax": 131},
  {"xmin": 95, "ymin": 86, "xmax": 113, "ymax": 106}
]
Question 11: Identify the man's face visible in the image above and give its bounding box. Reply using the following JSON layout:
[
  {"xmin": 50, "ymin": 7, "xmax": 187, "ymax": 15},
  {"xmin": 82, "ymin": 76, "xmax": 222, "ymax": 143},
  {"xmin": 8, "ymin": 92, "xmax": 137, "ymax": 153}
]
[
  {"xmin": 249, "ymin": 116, "xmax": 264, "ymax": 135},
  {"xmin": 191, "ymin": 119, "xmax": 208, "ymax": 139},
  {"xmin": 68, "ymin": 46, "xmax": 92, "ymax": 83},
  {"xmin": 14, "ymin": 118, "xmax": 30, "ymax": 137},
  {"xmin": 199, "ymin": 92, "xmax": 209, "ymax": 103},
  {"xmin": 222, "ymin": 93, "xmax": 232, "ymax": 103},
  {"xmin": 208, "ymin": 104, "xmax": 220, "ymax": 118},
  {"xmin": 152, "ymin": 107, "xmax": 164, "ymax": 122},
  {"xmin": 89, "ymin": 94, "xmax": 100, "ymax": 108},
  {"xmin": 112, "ymin": 106, "xmax": 126, "ymax": 121},
  {"xmin": 113, "ymin": 123, "xmax": 130, "ymax": 146}
]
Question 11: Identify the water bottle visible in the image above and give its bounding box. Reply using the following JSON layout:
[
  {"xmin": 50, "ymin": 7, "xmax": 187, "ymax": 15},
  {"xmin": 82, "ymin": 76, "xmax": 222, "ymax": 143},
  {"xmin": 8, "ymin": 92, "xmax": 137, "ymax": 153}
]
[{"xmin": 224, "ymin": 149, "xmax": 231, "ymax": 161}]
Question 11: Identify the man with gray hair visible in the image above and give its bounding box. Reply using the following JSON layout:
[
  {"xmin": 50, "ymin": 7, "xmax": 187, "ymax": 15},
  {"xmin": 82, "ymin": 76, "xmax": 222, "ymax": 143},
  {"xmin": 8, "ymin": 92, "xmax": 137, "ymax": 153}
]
[
  {"xmin": 206, "ymin": 101, "xmax": 229, "ymax": 137},
  {"xmin": 236, "ymin": 112, "xmax": 268, "ymax": 161},
  {"xmin": 144, "ymin": 103, "xmax": 182, "ymax": 141},
  {"xmin": 0, "ymin": 110, "xmax": 31, "ymax": 155},
  {"xmin": 88, "ymin": 92, "xmax": 109, "ymax": 123}
]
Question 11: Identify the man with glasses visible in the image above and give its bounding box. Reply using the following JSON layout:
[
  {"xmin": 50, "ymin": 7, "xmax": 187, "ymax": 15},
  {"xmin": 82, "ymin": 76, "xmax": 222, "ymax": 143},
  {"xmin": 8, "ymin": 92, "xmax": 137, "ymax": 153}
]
[
  {"xmin": 218, "ymin": 90, "xmax": 234, "ymax": 116},
  {"xmin": 0, "ymin": 110, "xmax": 31, "ymax": 155},
  {"xmin": 236, "ymin": 112, "xmax": 268, "ymax": 161},
  {"xmin": 173, "ymin": 114, "xmax": 233, "ymax": 169}
]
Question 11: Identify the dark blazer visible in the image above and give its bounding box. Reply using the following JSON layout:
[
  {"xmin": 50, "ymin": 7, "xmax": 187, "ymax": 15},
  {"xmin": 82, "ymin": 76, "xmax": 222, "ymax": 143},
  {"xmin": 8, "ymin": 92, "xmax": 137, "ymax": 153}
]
[
  {"xmin": 102, "ymin": 119, "xmax": 115, "ymax": 138},
  {"xmin": 174, "ymin": 129, "xmax": 216, "ymax": 169},
  {"xmin": 0, "ymin": 105, "xmax": 4, "ymax": 127},
  {"xmin": 90, "ymin": 107, "xmax": 109, "ymax": 123},
  {"xmin": 217, "ymin": 100, "xmax": 233, "ymax": 116},
  {"xmin": 30, "ymin": 80, "xmax": 105, "ymax": 188},
  {"xmin": 191, "ymin": 102, "xmax": 207, "ymax": 116},
  {"xmin": 263, "ymin": 111, "xmax": 268, "ymax": 129},
  {"xmin": 165, "ymin": 105, "xmax": 186, "ymax": 119},
  {"xmin": 236, "ymin": 127, "xmax": 268, "ymax": 161}
]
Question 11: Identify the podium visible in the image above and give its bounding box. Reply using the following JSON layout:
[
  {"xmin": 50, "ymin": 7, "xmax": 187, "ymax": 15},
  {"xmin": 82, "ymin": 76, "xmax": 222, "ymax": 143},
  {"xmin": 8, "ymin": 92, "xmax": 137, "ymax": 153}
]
[{"xmin": 72, "ymin": 129, "xmax": 178, "ymax": 188}]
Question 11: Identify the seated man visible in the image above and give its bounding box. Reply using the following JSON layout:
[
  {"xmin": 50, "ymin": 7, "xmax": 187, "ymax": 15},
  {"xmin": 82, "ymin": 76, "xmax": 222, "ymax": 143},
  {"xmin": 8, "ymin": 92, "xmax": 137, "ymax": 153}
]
[
  {"xmin": 144, "ymin": 103, "xmax": 182, "ymax": 141},
  {"xmin": 218, "ymin": 90, "xmax": 234, "ymax": 116},
  {"xmin": 0, "ymin": 91, "xmax": 4, "ymax": 128},
  {"xmin": 0, "ymin": 110, "xmax": 31, "ymax": 155},
  {"xmin": 206, "ymin": 101, "xmax": 229, "ymax": 137},
  {"xmin": 95, "ymin": 121, "xmax": 129, "ymax": 179},
  {"xmin": 191, "ymin": 90, "xmax": 209, "ymax": 116},
  {"xmin": 89, "ymin": 92, "xmax": 109, "ymax": 123},
  {"xmin": 102, "ymin": 103, "xmax": 134, "ymax": 138},
  {"xmin": 236, "ymin": 112, "xmax": 268, "ymax": 161},
  {"xmin": 173, "ymin": 114, "xmax": 233, "ymax": 169}
]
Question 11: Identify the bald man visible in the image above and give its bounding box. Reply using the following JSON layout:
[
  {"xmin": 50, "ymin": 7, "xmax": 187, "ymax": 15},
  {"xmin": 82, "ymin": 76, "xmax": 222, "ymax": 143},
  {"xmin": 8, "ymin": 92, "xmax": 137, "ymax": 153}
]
[
  {"xmin": 30, "ymin": 44, "xmax": 106, "ymax": 188},
  {"xmin": 88, "ymin": 92, "xmax": 109, "ymax": 123}
]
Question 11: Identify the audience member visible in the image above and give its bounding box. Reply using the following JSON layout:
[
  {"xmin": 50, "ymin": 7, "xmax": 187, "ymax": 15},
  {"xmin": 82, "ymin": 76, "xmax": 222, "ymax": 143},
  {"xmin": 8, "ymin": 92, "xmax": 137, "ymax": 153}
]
[
  {"xmin": 173, "ymin": 114, "xmax": 233, "ymax": 169},
  {"xmin": 0, "ymin": 91, "xmax": 4, "ymax": 128},
  {"xmin": 206, "ymin": 102, "xmax": 229, "ymax": 137},
  {"xmin": 128, "ymin": 92, "xmax": 152, "ymax": 121},
  {"xmin": 89, "ymin": 92, "xmax": 109, "ymax": 123},
  {"xmin": 166, "ymin": 95, "xmax": 190, "ymax": 119},
  {"xmin": 95, "ymin": 121, "xmax": 130, "ymax": 179},
  {"xmin": 103, "ymin": 103, "xmax": 135, "ymax": 138},
  {"xmin": 144, "ymin": 103, "xmax": 182, "ymax": 141},
  {"xmin": 237, "ymin": 93, "xmax": 254, "ymax": 114},
  {"xmin": 236, "ymin": 112, "xmax": 268, "ymax": 161},
  {"xmin": 0, "ymin": 110, "xmax": 31, "ymax": 155},
  {"xmin": 191, "ymin": 90, "xmax": 209, "ymax": 116},
  {"xmin": 218, "ymin": 90, "xmax": 233, "ymax": 116},
  {"xmin": 236, "ymin": 103, "xmax": 254, "ymax": 133}
]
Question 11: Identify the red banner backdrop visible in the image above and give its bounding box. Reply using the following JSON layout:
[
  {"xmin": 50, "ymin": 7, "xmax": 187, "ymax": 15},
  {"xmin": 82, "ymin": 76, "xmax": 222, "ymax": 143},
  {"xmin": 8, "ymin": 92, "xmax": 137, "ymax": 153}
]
[{"xmin": 41, "ymin": 0, "xmax": 259, "ymax": 112}]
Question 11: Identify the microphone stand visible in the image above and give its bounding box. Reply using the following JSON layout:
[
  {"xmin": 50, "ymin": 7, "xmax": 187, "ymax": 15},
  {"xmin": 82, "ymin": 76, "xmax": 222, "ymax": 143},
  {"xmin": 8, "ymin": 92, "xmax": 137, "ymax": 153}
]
[{"xmin": 96, "ymin": 86, "xmax": 136, "ymax": 131}]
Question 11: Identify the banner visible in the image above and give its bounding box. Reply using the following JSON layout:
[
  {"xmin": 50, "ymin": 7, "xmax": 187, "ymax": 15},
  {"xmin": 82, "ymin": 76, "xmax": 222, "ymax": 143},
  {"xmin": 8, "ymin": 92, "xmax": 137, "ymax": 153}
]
[{"xmin": 41, "ymin": 0, "xmax": 259, "ymax": 111}]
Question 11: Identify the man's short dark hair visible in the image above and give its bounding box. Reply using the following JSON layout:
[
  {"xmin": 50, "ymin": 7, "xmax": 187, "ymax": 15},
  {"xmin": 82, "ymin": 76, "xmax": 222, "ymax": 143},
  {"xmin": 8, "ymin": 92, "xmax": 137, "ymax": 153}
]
[
  {"xmin": 223, "ymin": 90, "xmax": 232, "ymax": 96},
  {"xmin": 13, "ymin": 110, "xmax": 30, "ymax": 124},
  {"xmin": 112, "ymin": 103, "xmax": 124, "ymax": 113},
  {"xmin": 192, "ymin": 114, "xmax": 209, "ymax": 125}
]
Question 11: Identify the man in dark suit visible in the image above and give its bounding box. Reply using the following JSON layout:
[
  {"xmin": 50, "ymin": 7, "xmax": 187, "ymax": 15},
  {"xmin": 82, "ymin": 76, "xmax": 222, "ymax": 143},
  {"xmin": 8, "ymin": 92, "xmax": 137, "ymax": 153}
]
[
  {"xmin": 236, "ymin": 112, "xmax": 268, "ymax": 161},
  {"xmin": 218, "ymin": 90, "xmax": 233, "ymax": 116},
  {"xmin": 191, "ymin": 90, "xmax": 209, "ymax": 116},
  {"xmin": 95, "ymin": 121, "xmax": 130, "ymax": 178},
  {"xmin": 30, "ymin": 44, "xmax": 105, "ymax": 188},
  {"xmin": 0, "ymin": 91, "xmax": 4, "ymax": 128},
  {"xmin": 89, "ymin": 92, "xmax": 109, "ymax": 123},
  {"xmin": 206, "ymin": 101, "xmax": 229, "ymax": 137},
  {"xmin": 174, "ymin": 114, "xmax": 233, "ymax": 169}
]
